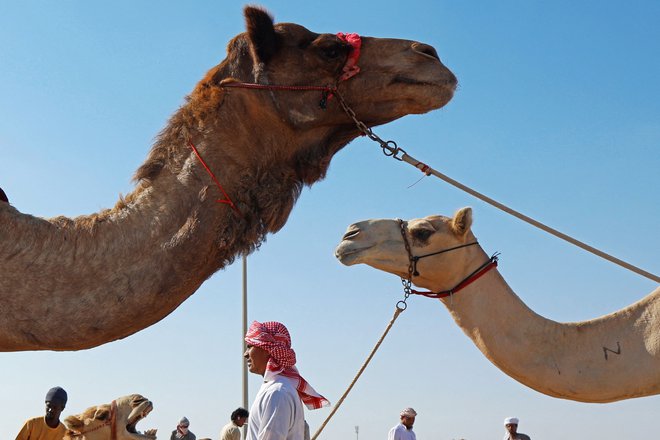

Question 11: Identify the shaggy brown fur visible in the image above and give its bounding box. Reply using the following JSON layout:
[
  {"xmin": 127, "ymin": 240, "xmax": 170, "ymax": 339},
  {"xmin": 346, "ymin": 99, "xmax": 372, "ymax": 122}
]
[{"xmin": 0, "ymin": 6, "xmax": 456, "ymax": 351}]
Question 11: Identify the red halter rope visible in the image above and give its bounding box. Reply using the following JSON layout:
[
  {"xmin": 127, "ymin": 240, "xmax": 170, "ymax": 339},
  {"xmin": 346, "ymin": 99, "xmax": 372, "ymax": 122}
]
[
  {"xmin": 68, "ymin": 400, "xmax": 118, "ymax": 440},
  {"xmin": 187, "ymin": 33, "xmax": 362, "ymax": 217},
  {"xmin": 397, "ymin": 219, "xmax": 499, "ymax": 301}
]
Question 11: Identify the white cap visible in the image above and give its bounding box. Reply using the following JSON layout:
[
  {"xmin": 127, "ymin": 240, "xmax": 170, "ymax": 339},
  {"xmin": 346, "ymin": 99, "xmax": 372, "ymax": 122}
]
[
  {"xmin": 400, "ymin": 408, "xmax": 417, "ymax": 417},
  {"xmin": 504, "ymin": 417, "xmax": 519, "ymax": 425}
]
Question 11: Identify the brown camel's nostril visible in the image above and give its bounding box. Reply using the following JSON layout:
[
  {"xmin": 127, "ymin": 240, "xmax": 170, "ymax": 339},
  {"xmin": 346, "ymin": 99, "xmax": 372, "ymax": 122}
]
[{"xmin": 412, "ymin": 42, "xmax": 440, "ymax": 61}]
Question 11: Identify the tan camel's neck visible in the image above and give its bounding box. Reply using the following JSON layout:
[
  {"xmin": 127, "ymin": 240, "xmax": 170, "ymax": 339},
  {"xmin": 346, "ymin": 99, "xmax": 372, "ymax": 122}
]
[{"xmin": 441, "ymin": 248, "xmax": 660, "ymax": 402}]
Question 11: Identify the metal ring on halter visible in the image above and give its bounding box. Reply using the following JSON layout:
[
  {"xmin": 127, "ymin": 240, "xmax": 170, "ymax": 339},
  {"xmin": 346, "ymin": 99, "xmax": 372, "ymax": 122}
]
[
  {"xmin": 381, "ymin": 140, "xmax": 399, "ymax": 157},
  {"xmin": 396, "ymin": 300, "xmax": 408, "ymax": 311}
]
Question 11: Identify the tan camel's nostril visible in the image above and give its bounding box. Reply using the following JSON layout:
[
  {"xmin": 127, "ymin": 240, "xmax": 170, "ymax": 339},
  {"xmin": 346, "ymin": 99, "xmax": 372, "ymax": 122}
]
[
  {"xmin": 412, "ymin": 42, "xmax": 440, "ymax": 61},
  {"xmin": 342, "ymin": 228, "xmax": 360, "ymax": 240}
]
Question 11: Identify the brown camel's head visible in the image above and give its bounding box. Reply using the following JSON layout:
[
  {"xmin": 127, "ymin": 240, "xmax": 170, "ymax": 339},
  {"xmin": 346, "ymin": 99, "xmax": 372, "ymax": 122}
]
[
  {"xmin": 178, "ymin": 6, "xmax": 456, "ymax": 184},
  {"xmin": 63, "ymin": 394, "xmax": 156, "ymax": 440},
  {"xmin": 335, "ymin": 208, "xmax": 481, "ymax": 292}
]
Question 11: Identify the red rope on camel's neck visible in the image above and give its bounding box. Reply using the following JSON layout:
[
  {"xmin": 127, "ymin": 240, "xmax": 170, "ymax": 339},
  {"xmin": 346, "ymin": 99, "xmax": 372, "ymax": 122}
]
[{"xmin": 187, "ymin": 139, "xmax": 242, "ymax": 218}]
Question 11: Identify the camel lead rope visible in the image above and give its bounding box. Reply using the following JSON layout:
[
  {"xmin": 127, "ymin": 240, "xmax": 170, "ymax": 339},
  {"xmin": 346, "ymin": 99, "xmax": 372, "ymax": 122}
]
[
  {"xmin": 311, "ymin": 305, "xmax": 405, "ymax": 440},
  {"xmin": 333, "ymin": 89, "xmax": 660, "ymax": 284},
  {"xmin": 397, "ymin": 150, "xmax": 660, "ymax": 284}
]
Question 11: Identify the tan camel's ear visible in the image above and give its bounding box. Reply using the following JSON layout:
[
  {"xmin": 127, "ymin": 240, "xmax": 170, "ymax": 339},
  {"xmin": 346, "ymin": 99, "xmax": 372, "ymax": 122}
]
[
  {"xmin": 63, "ymin": 415, "xmax": 84, "ymax": 429},
  {"xmin": 451, "ymin": 207, "xmax": 473, "ymax": 237},
  {"xmin": 244, "ymin": 6, "xmax": 280, "ymax": 64}
]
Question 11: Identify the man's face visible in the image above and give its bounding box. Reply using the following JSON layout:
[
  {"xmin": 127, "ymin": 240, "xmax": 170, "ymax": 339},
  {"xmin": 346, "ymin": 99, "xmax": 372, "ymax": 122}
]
[
  {"xmin": 235, "ymin": 415, "xmax": 248, "ymax": 427},
  {"xmin": 505, "ymin": 423, "xmax": 518, "ymax": 435},
  {"xmin": 244, "ymin": 345, "xmax": 270, "ymax": 376},
  {"xmin": 45, "ymin": 400, "xmax": 65, "ymax": 424},
  {"xmin": 401, "ymin": 415, "xmax": 415, "ymax": 429}
]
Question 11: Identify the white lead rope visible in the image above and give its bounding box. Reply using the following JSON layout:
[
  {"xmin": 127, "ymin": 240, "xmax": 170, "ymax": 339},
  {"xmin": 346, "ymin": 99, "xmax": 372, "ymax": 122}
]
[{"xmin": 399, "ymin": 151, "xmax": 660, "ymax": 284}]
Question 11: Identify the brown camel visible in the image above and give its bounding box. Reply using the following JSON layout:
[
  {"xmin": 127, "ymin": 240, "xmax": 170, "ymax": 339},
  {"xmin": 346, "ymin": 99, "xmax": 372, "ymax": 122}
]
[
  {"xmin": 0, "ymin": 7, "xmax": 456, "ymax": 351},
  {"xmin": 335, "ymin": 208, "xmax": 660, "ymax": 403}
]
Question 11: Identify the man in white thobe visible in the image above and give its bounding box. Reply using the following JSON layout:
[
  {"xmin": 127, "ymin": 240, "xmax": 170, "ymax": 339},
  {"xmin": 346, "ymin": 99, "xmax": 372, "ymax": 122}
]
[
  {"xmin": 244, "ymin": 321, "xmax": 329, "ymax": 440},
  {"xmin": 388, "ymin": 407, "xmax": 417, "ymax": 440}
]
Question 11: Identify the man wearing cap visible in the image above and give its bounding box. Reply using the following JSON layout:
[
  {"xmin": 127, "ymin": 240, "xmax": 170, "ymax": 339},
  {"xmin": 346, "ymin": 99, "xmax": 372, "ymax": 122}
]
[
  {"xmin": 15, "ymin": 386, "xmax": 68, "ymax": 440},
  {"xmin": 170, "ymin": 416, "xmax": 196, "ymax": 440},
  {"xmin": 503, "ymin": 417, "xmax": 531, "ymax": 440},
  {"xmin": 387, "ymin": 407, "xmax": 417, "ymax": 440},
  {"xmin": 244, "ymin": 320, "xmax": 329, "ymax": 440}
]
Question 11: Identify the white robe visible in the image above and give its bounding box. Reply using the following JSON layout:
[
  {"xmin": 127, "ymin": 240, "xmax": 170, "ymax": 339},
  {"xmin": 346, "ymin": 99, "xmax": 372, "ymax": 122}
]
[
  {"xmin": 388, "ymin": 423, "xmax": 416, "ymax": 440},
  {"xmin": 247, "ymin": 375, "xmax": 305, "ymax": 440}
]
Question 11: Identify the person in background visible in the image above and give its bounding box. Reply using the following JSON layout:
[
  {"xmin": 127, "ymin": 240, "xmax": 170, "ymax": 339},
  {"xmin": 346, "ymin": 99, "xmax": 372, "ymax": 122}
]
[
  {"xmin": 15, "ymin": 386, "xmax": 68, "ymax": 440},
  {"xmin": 387, "ymin": 407, "xmax": 417, "ymax": 440},
  {"xmin": 243, "ymin": 320, "xmax": 329, "ymax": 440},
  {"xmin": 171, "ymin": 416, "xmax": 196, "ymax": 440},
  {"xmin": 220, "ymin": 407, "xmax": 249, "ymax": 440},
  {"xmin": 503, "ymin": 417, "xmax": 531, "ymax": 440}
]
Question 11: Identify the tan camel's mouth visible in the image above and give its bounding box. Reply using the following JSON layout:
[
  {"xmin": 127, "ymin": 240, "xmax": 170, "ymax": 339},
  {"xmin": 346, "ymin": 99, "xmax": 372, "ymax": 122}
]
[
  {"xmin": 335, "ymin": 242, "xmax": 373, "ymax": 265},
  {"xmin": 126, "ymin": 400, "xmax": 155, "ymax": 439}
]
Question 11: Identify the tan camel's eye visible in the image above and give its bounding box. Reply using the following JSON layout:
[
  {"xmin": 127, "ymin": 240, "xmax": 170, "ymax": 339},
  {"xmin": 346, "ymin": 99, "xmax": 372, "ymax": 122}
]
[{"xmin": 412, "ymin": 228, "xmax": 433, "ymax": 243}]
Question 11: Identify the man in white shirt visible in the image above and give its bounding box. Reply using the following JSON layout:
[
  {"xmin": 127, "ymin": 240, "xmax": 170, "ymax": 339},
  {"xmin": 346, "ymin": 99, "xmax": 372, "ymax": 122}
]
[
  {"xmin": 388, "ymin": 407, "xmax": 417, "ymax": 440},
  {"xmin": 503, "ymin": 417, "xmax": 531, "ymax": 440},
  {"xmin": 244, "ymin": 321, "xmax": 329, "ymax": 440}
]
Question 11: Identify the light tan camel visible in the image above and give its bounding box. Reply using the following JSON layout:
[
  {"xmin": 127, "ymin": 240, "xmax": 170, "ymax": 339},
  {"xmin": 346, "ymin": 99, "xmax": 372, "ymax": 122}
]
[
  {"xmin": 0, "ymin": 7, "xmax": 456, "ymax": 351},
  {"xmin": 335, "ymin": 208, "xmax": 660, "ymax": 403},
  {"xmin": 63, "ymin": 394, "xmax": 156, "ymax": 440}
]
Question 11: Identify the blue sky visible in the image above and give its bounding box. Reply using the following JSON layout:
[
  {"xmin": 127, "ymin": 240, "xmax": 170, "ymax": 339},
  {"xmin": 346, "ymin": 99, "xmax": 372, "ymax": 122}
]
[{"xmin": 1, "ymin": 1, "xmax": 659, "ymax": 439}]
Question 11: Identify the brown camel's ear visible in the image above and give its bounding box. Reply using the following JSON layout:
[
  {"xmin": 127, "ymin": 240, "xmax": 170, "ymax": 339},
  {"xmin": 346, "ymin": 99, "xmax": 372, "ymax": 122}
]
[
  {"xmin": 451, "ymin": 207, "xmax": 473, "ymax": 238},
  {"xmin": 244, "ymin": 6, "xmax": 279, "ymax": 64}
]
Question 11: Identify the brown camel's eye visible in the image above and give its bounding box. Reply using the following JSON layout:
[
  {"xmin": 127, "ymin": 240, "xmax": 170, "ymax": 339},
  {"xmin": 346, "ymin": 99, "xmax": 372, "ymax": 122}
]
[{"xmin": 322, "ymin": 45, "xmax": 342, "ymax": 59}]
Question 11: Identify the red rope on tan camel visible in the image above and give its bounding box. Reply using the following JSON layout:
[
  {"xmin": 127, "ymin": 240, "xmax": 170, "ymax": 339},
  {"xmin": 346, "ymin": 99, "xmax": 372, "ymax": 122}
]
[{"xmin": 68, "ymin": 400, "xmax": 117, "ymax": 439}]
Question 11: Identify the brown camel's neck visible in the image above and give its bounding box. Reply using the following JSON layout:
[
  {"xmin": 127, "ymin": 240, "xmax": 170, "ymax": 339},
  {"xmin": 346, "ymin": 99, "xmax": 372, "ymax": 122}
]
[{"xmin": 0, "ymin": 96, "xmax": 338, "ymax": 351}]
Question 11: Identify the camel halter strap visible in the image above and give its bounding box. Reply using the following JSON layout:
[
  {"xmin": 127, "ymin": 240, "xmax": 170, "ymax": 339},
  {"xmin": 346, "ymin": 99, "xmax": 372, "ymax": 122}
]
[
  {"xmin": 219, "ymin": 32, "xmax": 361, "ymax": 109},
  {"xmin": 68, "ymin": 400, "xmax": 118, "ymax": 440},
  {"xmin": 397, "ymin": 219, "xmax": 498, "ymax": 304}
]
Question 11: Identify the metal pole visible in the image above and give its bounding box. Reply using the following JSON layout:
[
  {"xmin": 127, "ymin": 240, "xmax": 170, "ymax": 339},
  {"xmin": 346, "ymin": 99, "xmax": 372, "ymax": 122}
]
[{"xmin": 242, "ymin": 255, "xmax": 248, "ymax": 439}]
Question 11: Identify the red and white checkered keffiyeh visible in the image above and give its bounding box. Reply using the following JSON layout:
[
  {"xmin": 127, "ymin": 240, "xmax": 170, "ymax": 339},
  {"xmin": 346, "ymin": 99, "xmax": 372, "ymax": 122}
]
[{"xmin": 245, "ymin": 321, "xmax": 330, "ymax": 410}]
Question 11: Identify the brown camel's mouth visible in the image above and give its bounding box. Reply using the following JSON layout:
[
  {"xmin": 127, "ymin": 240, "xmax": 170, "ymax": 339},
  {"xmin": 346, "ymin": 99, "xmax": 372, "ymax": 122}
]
[{"xmin": 390, "ymin": 75, "xmax": 457, "ymax": 90}]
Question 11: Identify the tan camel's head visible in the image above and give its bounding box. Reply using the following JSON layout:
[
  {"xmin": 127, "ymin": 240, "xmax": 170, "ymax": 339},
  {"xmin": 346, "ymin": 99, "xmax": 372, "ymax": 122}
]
[
  {"xmin": 63, "ymin": 394, "xmax": 156, "ymax": 440},
  {"xmin": 335, "ymin": 207, "xmax": 480, "ymax": 291}
]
